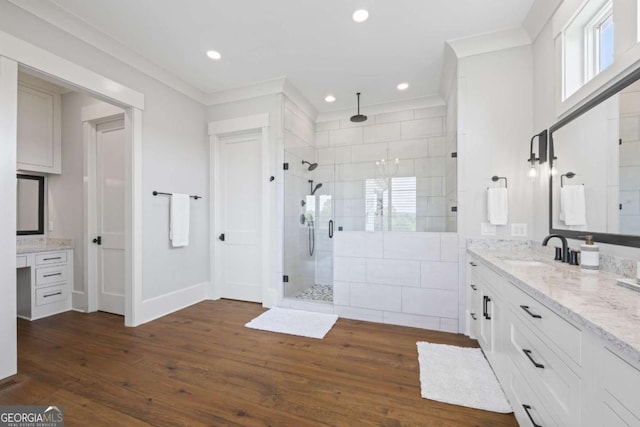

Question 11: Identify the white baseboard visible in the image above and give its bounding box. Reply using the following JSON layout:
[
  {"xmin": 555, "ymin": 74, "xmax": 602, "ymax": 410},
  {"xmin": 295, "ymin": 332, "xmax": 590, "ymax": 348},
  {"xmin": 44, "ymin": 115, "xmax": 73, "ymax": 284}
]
[
  {"xmin": 72, "ymin": 290, "xmax": 87, "ymax": 312},
  {"xmin": 140, "ymin": 282, "xmax": 208, "ymax": 324}
]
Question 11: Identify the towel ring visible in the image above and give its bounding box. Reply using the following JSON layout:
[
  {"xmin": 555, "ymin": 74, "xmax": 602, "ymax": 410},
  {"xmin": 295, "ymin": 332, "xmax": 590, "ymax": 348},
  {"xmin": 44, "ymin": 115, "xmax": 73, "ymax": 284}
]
[
  {"xmin": 560, "ymin": 172, "xmax": 576, "ymax": 188},
  {"xmin": 488, "ymin": 175, "xmax": 507, "ymax": 189}
]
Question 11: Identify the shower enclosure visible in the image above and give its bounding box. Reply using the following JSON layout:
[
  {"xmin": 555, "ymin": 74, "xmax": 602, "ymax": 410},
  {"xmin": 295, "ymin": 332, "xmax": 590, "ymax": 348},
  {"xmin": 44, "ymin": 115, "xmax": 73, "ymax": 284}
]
[{"xmin": 283, "ymin": 154, "xmax": 335, "ymax": 303}]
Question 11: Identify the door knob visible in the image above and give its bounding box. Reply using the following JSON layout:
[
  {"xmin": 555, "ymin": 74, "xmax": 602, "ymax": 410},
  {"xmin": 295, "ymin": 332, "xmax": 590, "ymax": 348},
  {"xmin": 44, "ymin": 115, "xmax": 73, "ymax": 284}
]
[
  {"xmin": 218, "ymin": 233, "xmax": 225, "ymax": 241},
  {"xmin": 92, "ymin": 236, "xmax": 102, "ymax": 245}
]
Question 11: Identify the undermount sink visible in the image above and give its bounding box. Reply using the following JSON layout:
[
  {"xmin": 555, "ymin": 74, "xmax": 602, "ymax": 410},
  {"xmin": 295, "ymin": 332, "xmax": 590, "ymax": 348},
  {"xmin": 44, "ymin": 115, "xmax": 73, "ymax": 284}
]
[{"xmin": 501, "ymin": 259, "xmax": 546, "ymax": 267}]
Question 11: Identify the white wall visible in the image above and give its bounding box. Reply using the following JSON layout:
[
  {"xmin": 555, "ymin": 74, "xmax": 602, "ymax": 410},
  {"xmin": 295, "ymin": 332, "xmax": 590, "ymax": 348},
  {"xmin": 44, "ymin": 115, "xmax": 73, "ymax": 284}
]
[
  {"xmin": 0, "ymin": 57, "xmax": 18, "ymax": 379},
  {"xmin": 0, "ymin": 2, "xmax": 209, "ymax": 328},
  {"xmin": 457, "ymin": 45, "xmax": 534, "ymax": 240}
]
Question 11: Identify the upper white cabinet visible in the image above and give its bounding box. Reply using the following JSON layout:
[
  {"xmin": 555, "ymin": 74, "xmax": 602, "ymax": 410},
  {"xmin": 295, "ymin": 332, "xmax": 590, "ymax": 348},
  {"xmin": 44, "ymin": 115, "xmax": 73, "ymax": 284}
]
[{"xmin": 16, "ymin": 79, "xmax": 62, "ymax": 174}]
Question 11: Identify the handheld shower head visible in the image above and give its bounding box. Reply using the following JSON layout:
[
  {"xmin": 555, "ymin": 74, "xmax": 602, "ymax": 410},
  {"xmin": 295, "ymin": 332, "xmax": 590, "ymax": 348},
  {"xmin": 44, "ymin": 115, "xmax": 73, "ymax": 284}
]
[
  {"xmin": 311, "ymin": 183, "xmax": 323, "ymax": 195},
  {"xmin": 302, "ymin": 160, "xmax": 318, "ymax": 171}
]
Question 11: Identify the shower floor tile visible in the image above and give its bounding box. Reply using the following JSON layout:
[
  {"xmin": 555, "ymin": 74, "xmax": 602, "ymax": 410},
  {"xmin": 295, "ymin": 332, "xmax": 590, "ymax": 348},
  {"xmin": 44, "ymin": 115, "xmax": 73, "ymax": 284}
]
[{"xmin": 295, "ymin": 284, "xmax": 333, "ymax": 303}]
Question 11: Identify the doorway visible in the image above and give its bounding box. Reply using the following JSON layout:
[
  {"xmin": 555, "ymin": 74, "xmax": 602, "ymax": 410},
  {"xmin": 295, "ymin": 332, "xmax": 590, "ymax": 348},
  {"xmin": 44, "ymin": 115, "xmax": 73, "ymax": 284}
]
[
  {"xmin": 217, "ymin": 131, "xmax": 262, "ymax": 302},
  {"xmin": 93, "ymin": 117, "xmax": 126, "ymax": 315},
  {"xmin": 209, "ymin": 114, "xmax": 272, "ymax": 305}
]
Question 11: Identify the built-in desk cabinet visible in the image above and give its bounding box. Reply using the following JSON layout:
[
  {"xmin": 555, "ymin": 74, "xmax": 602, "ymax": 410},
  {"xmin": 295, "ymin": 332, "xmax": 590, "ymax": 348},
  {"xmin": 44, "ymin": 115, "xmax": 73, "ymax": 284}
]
[
  {"xmin": 467, "ymin": 255, "xmax": 640, "ymax": 427},
  {"xmin": 17, "ymin": 249, "xmax": 72, "ymax": 320},
  {"xmin": 16, "ymin": 79, "xmax": 62, "ymax": 174}
]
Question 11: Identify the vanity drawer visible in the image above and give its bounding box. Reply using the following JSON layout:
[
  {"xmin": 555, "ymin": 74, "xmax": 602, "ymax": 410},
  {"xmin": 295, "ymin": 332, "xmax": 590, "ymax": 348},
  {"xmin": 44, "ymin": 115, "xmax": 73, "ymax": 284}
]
[
  {"xmin": 35, "ymin": 251, "xmax": 67, "ymax": 265},
  {"xmin": 473, "ymin": 262, "xmax": 508, "ymax": 296},
  {"xmin": 507, "ymin": 357, "xmax": 562, "ymax": 427},
  {"xmin": 507, "ymin": 310, "xmax": 582, "ymax": 427},
  {"xmin": 510, "ymin": 283, "xmax": 582, "ymax": 365},
  {"xmin": 16, "ymin": 256, "xmax": 27, "ymax": 268},
  {"xmin": 602, "ymin": 349, "xmax": 640, "ymax": 423},
  {"xmin": 35, "ymin": 284, "xmax": 67, "ymax": 306},
  {"xmin": 35, "ymin": 265, "xmax": 67, "ymax": 286}
]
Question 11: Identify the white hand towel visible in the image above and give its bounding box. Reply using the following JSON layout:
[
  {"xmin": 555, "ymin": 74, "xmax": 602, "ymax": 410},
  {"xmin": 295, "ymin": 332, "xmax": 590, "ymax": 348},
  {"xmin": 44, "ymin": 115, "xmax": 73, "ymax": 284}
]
[
  {"xmin": 560, "ymin": 185, "xmax": 586, "ymax": 226},
  {"xmin": 170, "ymin": 193, "xmax": 190, "ymax": 247},
  {"xmin": 487, "ymin": 188, "xmax": 508, "ymax": 225}
]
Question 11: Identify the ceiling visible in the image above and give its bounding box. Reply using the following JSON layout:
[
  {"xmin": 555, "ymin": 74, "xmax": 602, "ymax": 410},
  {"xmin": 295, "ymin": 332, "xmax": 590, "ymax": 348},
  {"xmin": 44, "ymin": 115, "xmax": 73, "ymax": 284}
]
[{"xmin": 43, "ymin": 0, "xmax": 535, "ymax": 112}]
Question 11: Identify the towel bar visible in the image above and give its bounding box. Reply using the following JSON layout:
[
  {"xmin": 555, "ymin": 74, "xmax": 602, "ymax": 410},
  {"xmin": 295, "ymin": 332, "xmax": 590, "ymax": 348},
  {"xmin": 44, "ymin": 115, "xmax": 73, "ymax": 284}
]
[
  {"xmin": 153, "ymin": 191, "xmax": 201, "ymax": 200},
  {"xmin": 488, "ymin": 175, "xmax": 507, "ymax": 189}
]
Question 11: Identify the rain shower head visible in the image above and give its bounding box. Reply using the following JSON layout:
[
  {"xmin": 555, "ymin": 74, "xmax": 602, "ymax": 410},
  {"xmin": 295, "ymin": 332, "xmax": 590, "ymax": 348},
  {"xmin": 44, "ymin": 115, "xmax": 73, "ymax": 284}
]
[
  {"xmin": 302, "ymin": 160, "xmax": 318, "ymax": 171},
  {"xmin": 311, "ymin": 183, "xmax": 323, "ymax": 195},
  {"xmin": 350, "ymin": 92, "xmax": 368, "ymax": 123}
]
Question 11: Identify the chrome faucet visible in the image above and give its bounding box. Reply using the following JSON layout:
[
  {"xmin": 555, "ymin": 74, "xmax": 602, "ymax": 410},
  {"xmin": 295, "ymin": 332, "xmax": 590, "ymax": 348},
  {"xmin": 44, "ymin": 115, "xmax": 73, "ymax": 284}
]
[{"xmin": 542, "ymin": 234, "xmax": 569, "ymax": 263}]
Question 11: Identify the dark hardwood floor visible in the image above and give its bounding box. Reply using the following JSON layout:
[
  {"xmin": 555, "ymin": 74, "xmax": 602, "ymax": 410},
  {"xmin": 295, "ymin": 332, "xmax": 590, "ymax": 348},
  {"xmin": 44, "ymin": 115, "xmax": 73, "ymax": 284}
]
[{"xmin": 0, "ymin": 300, "xmax": 518, "ymax": 426}]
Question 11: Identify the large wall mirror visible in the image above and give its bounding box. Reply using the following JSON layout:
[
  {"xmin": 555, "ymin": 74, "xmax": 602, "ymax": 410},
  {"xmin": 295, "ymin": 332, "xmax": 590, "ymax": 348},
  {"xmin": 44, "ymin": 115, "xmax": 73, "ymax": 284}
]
[
  {"xmin": 17, "ymin": 174, "xmax": 44, "ymax": 235},
  {"xmin": 549, "ymin": 66, "xmax": 640, "ymax": 246}
]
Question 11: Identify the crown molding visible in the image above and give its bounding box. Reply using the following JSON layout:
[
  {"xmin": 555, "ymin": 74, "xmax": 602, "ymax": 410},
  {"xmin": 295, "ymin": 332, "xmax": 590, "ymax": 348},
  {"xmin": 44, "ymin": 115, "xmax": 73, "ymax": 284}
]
[
  {"xmin": 316, "ymin": 95, "xmax": 444, "ymax": 123},
  {"xmin": 204, "ymin": 77, "xmax": 287, "ymax": 106},
  {"xmin": 8, "ymin": 0, "xmax": 207, "ymax": 104},
  {"xmin": 523, "ymin": 0, "xmax": 563, "ymax": 41},
  {"xmin": 447, "ymin": 26, "xmax": 532, "ymax": 59}
]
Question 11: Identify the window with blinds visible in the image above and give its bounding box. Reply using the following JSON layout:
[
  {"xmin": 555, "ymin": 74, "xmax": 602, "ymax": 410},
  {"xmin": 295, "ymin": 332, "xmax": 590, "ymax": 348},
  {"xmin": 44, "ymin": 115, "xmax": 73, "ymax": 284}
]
[{"xmin": 365, "ymin": 177, "xmax": 416, "ymax": 231}]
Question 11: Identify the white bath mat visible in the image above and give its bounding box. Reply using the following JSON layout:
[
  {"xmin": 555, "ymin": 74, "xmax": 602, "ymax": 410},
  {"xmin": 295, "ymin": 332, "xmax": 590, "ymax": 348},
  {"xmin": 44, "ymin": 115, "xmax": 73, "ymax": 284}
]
[
  {"xmin": 417, "ymin": 342, "xmax": 512, "ymax": 413},
  {"xmin": 245, "ymin": 307, "xmax": 338, "ymax": 339}
]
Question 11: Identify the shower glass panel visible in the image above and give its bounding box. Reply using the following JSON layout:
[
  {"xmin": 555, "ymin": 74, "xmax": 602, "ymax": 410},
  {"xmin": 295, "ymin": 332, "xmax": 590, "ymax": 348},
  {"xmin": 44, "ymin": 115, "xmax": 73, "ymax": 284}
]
[{"xmin": 283, "ymin": 151, "xmax": 335, "ymax": 302}]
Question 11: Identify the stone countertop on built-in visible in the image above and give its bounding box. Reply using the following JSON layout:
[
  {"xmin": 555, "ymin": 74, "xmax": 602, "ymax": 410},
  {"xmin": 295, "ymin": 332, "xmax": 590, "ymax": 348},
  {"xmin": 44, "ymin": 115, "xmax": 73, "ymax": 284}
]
[
  {"xmin": 468, "ymin": 243, "xmax": 640, "ymax": 364},
  {"xmin": 16, "ymin": 236, "xmax": 74, "ymax": 254}
]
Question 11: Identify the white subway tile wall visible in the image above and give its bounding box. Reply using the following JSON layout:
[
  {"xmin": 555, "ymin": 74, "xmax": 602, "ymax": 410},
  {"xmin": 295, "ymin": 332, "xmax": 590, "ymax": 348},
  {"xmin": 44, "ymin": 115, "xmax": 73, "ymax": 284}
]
[
  {"xmin": 333, "ymin": 231, "xmax": 459, "ymax": 332},
  {"xmin": 315, "ymin": 106, "xmax": 453, "ymax": 240}
]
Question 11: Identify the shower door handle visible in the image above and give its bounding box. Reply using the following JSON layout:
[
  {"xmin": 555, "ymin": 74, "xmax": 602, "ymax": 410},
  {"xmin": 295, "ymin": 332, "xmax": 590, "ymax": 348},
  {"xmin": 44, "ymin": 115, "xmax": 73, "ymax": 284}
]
[{"xmin": 328, "ymin": 220, "xmax": 334, "ymax": 238}]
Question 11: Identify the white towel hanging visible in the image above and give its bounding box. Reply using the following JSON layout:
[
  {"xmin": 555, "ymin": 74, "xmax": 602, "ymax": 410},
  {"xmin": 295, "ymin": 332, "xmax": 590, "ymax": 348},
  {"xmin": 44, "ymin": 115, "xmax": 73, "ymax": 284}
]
[
  {"xmin": 487, "ymin": 188, "xmax": 508, "ymax": 225},
  {"xmin": 170, "ymin": 193, "xmax": 190, "ymax": 247}
]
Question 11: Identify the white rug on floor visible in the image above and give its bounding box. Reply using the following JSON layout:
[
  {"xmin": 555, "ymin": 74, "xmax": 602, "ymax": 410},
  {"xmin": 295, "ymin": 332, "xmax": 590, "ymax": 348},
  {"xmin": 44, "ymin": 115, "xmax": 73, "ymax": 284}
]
[
  {"xmin": 245, "ymin": 307, "xmax": 338, "ymax": 339},
  {"xmin": 417, "ymin": 342, "xmax": 512, "ymax": 413}
]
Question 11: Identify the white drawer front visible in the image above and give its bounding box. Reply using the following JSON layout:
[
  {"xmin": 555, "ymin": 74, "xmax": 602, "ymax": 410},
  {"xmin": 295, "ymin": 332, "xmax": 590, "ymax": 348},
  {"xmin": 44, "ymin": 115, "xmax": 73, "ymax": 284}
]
[
  {"xmin": 35, "ymin": 265, "xmax": 67, "ymax": 286},
  {"xmin": 507, "ymin": 358, "xmax": 562, "ymax": 427},
  {"xmin": 16, "ymin": 256, "xmax": 27, "ymax": 268},
  {"xmin": 603, "ymin": 349, "xmax": 640, "ymax": 423},
  {"xmin": 473, "ymin": 262, "xmax": 507, "ymax": 296},
  {"xmin": 35, "ymin": 251, "xmax": 67, "ymax": 265},
  {"xmin": 507, "ymin": 311, "xmax": 582, "ymax": 426},
  {"xmin": 509, "ymin": 282, "xmax": 582, "ymax": 365},
  {"xmin": 35, "ymin": 285, "xmax": 67, "ymax": 306}
]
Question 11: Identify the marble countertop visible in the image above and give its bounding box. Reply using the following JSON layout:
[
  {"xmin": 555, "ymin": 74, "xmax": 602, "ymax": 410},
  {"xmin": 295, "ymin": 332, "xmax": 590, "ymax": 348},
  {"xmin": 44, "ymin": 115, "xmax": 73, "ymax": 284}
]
[
  {"xmin": 468, "ymin": 247, "xmax": 640, "ymax": 364},
  {"xmin": 16, "ymin": 237, "xmax": 74, "ymax": 254}
]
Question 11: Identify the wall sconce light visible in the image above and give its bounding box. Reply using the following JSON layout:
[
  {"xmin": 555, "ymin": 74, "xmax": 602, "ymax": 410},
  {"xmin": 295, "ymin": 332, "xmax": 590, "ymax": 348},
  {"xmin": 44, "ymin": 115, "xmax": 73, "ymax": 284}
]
[{"xmin": 527, "ymin": 129, "xmax": 548, "ymax": 179}]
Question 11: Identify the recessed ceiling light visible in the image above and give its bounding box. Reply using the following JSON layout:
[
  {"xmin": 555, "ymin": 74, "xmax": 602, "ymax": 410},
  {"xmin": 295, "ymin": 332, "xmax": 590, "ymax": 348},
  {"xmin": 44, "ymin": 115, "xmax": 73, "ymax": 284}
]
[
  {"xmin": 397, "ymin": 82, "xmax": 409, "ymax": 91},
  {"xmin": 206, "ymin": 50, "xmax": 222, "ymax": 60},
  {"xmin": 325, "ymin": 95, "xmax": 336, "ymax": 103},
  {"xmin": 352, "ymin": 9, "xmax": 369, "ymax": 23}
]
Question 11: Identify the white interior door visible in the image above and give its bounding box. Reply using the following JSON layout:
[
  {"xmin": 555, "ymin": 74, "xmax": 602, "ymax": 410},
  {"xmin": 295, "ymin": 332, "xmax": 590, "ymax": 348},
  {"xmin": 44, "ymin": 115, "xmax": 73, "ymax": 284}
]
[
  {"xmin": 96, "ymin": 119, "xmax": 125, "ymax": 315},
  {"xmin": 218, "ymin": 131, "xmax": 262, "ymax": 302}
]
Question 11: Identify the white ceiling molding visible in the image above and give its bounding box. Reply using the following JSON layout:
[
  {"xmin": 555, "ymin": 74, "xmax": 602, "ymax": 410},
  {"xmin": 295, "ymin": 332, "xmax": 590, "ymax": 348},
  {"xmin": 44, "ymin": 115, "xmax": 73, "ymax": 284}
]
[
  {"xmin": 316, "ymin": 96, "xmax": 444, "ymax": 123},
  {"xmin": 523, "ymin": 0, "xmax": 563, "ymax": 41},
  {"xmin": 205, "ymin": 77, "xmax": 287, "ymax": 106},
  {"xmin": 447, "ymin": 27, "xmax": 532, "ymax": 59},
  {"xmin": 7, "ymin": 0, "xmax": 207, "ymax": 105}
]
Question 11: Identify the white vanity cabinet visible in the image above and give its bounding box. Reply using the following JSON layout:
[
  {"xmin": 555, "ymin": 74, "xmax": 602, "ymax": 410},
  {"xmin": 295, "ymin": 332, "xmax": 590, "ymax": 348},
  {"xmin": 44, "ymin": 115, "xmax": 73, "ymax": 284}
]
[
  {"xmin": 467, "ymin": 252, "xmax": 640, "ymax": 427},
  {"xmin": 17, "ymin": 249, "xmax": 72, "ymax": 320},
  {"xmin": 16, "ymin": 80, "xmax": 62, "ymax": 174}
]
